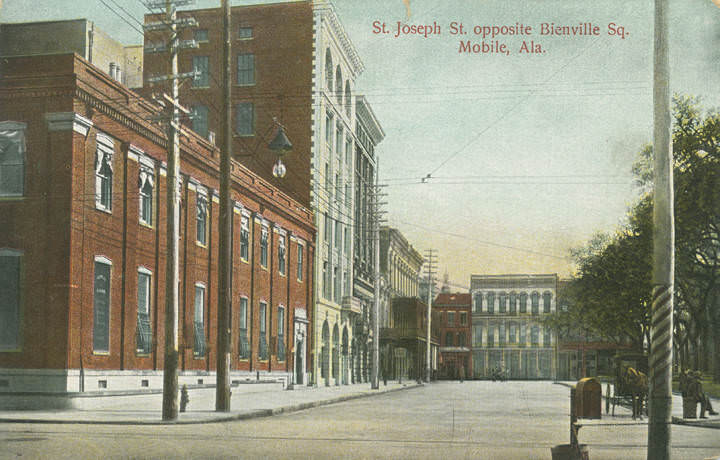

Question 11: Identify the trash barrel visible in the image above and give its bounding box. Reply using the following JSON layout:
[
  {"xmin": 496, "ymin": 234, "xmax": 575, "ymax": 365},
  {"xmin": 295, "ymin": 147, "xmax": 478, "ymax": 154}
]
[
  {"xmin": 551, "ymin": 444, "xmax": 589, "ymax": 460},
  {"xmin": 575, "ymin": 378, "xmax": 602, "ymax": 419}
]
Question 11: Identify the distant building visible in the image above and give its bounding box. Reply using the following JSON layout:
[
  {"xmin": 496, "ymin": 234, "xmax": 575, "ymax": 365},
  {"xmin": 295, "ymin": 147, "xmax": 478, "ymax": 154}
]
[
  {"xmin": 434, "ymin": 293, "xmax": 471, "ymax": 380},
  {"xmin": 470, "ymin": 274, "xmax": 558, "ymax": 379},
  {"xmin": 380, "ymin": 297, "xmax": 439, "ymax": 382},
  {"xmin": 0, "ymin": 19, "xmax": 143, "ymax": 88}
]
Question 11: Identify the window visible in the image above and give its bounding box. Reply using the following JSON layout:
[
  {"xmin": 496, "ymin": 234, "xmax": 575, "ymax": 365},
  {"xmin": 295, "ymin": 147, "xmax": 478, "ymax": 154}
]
[
  {"xmin": 531, "ymin": 325, "xmax": 540, "ymax": 347},
  {"xmin": 196, "ymin": 194, "xmax": 208, "ymax": 246},
  {"xmin": 194, "ymin": 284, "xmax": 206, "ymax": 356},
  {"xmin": 460, "ymin": 312, "xmax": 467, "ymax": 325},
  {"xmin": 238, "ymin": 26, "xmax": 252, "ymax": 39},
  {"xmin": 520, "ymin": 293, "xmax": 528, "ymax": 314},
  {"xmin": 458, "ymin": 333, "xmax": 465, "ymax": 347},
  {"xmin": 238, "ymin": 297, "xmax": 249, "ymax": 358},
  {"xmin": 335, "ymin": 66, "xmax": 343, "ymax": 103},
  {"xmin": 322, "ymin": 261, "xmax": 329, "ymax": 299},
  {"xmin": 487, "ymin": 293, "xmax": 495, "ymax": 314},
  {"xmin": 543, "ymin": 326, "xmax": 552, "ymax": 347},
  {"xmin": 343, "ymin": 227, "xmax": 350, "ymax": 254},
  {"xmin": 333, "ymin": 266, "xmax": 340, "ymax": 303},
  {"xmin": 531, "ymin": 292, "xmax": 539, "ymax": 315},
  {"xmin": 325, "ymin": 112, "xmax": 334, "ymax": 147},
  {"xmin": 277, "ymin": 305, "xmax": 285, "ymax": 361},
  {"xmin": 236, "ymin": 102, "xmax": 254, "ymax": 136},
  {"xmin": 194, "ymin": 29, "xmax": 208, "ymax": 43},
  {"xmin": 499, "ymin": 292, "xmax": 506, "ymax": 313},
  {"xmin": 336, "ymin": 125, "xmax": 343, "ymax": 160},
  {"xmin": 139, "ymin": 165, "xmax": 154, "ymax": 226},
  {"xmin": 344, "ymin": 184, "xmax": 351, "ymax": 207},
  {"xmin": 236, "ymin": 53, "xmax": 255, "ymax": 85},
  {"xmin": 297, "ymin": 244, "xmax": 304, "ymax": 281},
  {"xmin": 543, "ymin": 292, "xmax": 552, "ymax": 313},
  {"xmin": 192, "ymin": 56, "xmax": 209, "ymax": 87},
  {"xmin": 259, "ymin": 301, "xmax": 268, "ymax": 360},
  {"xmin": 95, "ymin": 134, "xmax": 114, "ymax": 212},
  {"xmin": 509, "ymin": 322, "xmax": 517, "ymax": 343},
  {"xmin": 278, "ymin": 234, "xmax": 286, "ymax": 275},
  {"xmin": 93, "ymin": 257, "xmax": 112, "ymax": 353},
  {"xmin": 0, "ymin": 121, "xmax": 26, "ymax": 197},
  {"xmin": 447, "ymin": 311, "xmax": 455, "ymax": 326},
  {"xmin": 499, "ymin": 323, "xmax": 505, "ymax": 346},
  {"xmin": 240, "ymin": 215, "xmax": 249, "ymax": 261},
  {"xmin": 343, "ymin": 270, "xmax": 349, "ymax": 297},
  {"xmin": 260, "ymin": 225, "xmax": 269, "ymax": 268},
  {"xmin": 445, "ymin": 331, "xmax": 453, "ymax": 346},
  {"xmin": 191, "ymin": 105, "xmax": 209, "ymax": 138},
  {"xmin": 473, "ymin": 292, "xmax": 482, "ymax": 313},
  {"xmin": 334, "ymin": 221, "xmax": 341, "ymax": 250},
  {"xmin": 0, "ymin": 249, "xmax": 22, "ymax": 350},
  {"xmin": 324, "ymin": 213, "xmax": 331, "ymax": 243},
  {"xmin": 136, "ymin": 269, "xmax": 152, "ymax": 354},
  {"xmin": 473, "ymin": 325, "xmax": 482, "ymax": 347},
  {"xmin": 520, "ymin": 323, "xmax": 527, "ymax": 345},
  {"xmin": 344, "ymin": 80, "xmax": 351, "ymax": 116},
  {"xmin": 324, "ymin": 49, "xmax": 333, "ymax": 92},
  {"xmin": 487, "ymin": 325, "xmax": 495, "ymax": 347},
  {"xmin": 345, "ymin": 138, "xmax": 352, "ymax": 169},
  {"xmin": 509, "ymin": 293, "xmax": 517, "ymax": 315}
]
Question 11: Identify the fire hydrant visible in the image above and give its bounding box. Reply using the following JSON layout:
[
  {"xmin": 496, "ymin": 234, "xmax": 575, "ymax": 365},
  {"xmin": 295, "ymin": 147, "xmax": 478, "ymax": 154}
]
[{"xmin": 180, "ymin": 384, "xmax": 189, "ymax": 412}]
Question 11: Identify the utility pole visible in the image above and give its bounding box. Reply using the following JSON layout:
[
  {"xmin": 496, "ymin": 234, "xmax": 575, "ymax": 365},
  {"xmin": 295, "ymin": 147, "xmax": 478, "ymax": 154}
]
[
  {"xmin": 648, "ymin": 0, "xmax": 673, "ymax": 458},
  {"xmin": 424, "ymin": 249, "xmax": 437, "ymax": 383},
  {"xmin": 215, "ymin": 0, "xmax": 232, "ymax": 413},
  {"xmin": 370, "ymin": 170, "xmax": 387, "ymax": 390},
  {"xmin": 144, "ymin": 0, "xmax": 198, "ymax": 421}
]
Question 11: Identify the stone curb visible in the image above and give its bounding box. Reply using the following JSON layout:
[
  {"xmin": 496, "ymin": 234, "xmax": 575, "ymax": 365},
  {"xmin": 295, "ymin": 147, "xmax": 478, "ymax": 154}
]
[{"xmin": 0, "ymin": 383, "xmax": 423, "ymax": 426}]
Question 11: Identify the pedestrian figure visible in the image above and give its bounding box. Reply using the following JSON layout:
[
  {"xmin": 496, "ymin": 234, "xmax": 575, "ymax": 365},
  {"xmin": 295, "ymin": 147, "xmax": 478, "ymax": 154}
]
[
  {"xmin": 459, "ymin": 364, "xmax": 465, "ymax": 383},
  {"xmin": 689, "ymin": 371, "xmax": 718, "ymax": 418}
]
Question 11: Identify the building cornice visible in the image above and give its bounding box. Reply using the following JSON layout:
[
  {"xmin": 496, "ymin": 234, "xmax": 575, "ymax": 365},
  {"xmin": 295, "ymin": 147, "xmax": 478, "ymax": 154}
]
[{"xmin": 313, "ymin": 0, "xmax": 364, "ymax": 77}]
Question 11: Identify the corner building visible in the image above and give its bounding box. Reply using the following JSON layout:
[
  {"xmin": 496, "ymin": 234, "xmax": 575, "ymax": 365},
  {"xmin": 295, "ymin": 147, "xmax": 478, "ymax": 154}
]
[
  {"xmin": 0, "ymin": 50, "xmax": 314, "ymax": 394},
  {"xmin": 143, "ymin": 1, "xmax": 384, "ymax": 386},
  {"xmin": 470, "ymin": 274, "xmax": 557, "ymax": 379}
]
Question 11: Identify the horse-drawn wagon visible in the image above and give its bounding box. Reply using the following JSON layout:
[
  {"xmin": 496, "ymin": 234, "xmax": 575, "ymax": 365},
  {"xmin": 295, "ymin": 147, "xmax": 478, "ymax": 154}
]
[{"xmin": 605, "ymin": 352, "xmax": 648, "ymax": 419}]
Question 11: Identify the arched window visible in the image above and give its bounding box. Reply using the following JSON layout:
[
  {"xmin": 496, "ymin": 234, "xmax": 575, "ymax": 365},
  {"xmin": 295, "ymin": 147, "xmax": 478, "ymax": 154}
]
[
  {"xmin": 325, "ymin": 49, "xmax": 333, "ymax": 92},
  {"xmin": 519, "ymin": 293, "xmax": 528, "ymax": 314},
  {"xmin": 531, "ymin": 292, "xmax": 539, "ymax": 315},
  {"xmin": 344, "ymin": 80, "xmax": 352, "ymax": 116},
  {"xmin": 473, "ymin": 292, "xmax": 482, "ymax": 313},
  {"xmin": 335, "ymin": 65, "xmax": 343, "ymax": 103},
  {"xmin": 543, "ymin": 292, "xmax": 552, "ymax": 313},
  {"xmin": 487, "ymin": 292, "xmax": 495, "ymax": 314}
]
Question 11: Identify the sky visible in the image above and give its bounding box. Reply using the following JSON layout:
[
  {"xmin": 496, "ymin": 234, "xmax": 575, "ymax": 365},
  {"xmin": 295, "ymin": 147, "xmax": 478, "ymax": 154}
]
[{"xmin": 2, "ymin": 0, "xmax": 720, "ymax": 290}]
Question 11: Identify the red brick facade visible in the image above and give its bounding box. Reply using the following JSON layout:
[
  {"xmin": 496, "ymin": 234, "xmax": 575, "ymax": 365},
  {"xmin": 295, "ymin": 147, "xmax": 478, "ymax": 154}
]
[
  {"xmin": 142, "ymin": 1, "xmax": 315, "ymax": 208},
  {"xmin": 0, "ymin": 53, "xmax": 314, "ymax": 392},
  {"xmin": 434, "ymin": 293, "xmax": 472, "ymax": 380}
]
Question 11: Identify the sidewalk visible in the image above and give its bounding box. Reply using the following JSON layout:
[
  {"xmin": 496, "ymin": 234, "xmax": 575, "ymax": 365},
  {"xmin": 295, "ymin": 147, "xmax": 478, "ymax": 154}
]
[
  {"xmin": 0, "ymin": 381, "xmax": 422, "ymax": 425},
  {"xmin": 554, "ymin": 380, "xmax": 720, "ymax": 429}
]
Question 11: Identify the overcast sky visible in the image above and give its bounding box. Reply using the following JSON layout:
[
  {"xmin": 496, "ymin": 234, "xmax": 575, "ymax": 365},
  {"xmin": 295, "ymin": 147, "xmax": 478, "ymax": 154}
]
[{"xmin": 2, "ymin": 0, "xmax": 719, "ymax": 289}]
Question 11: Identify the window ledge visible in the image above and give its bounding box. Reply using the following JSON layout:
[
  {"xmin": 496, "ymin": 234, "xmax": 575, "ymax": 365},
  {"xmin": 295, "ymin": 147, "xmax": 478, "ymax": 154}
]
[
  {"xmin": 196, "ymin": 242, "xmax": 208, "ymax": 249},
  {"xmin": 0, "ymin": 348, "xmax": 22, "ymax": 353},
  {"xmin": 139, "ymin": 221, "xmax": 154, "ymax": 230},
  {"xmin": 233, "ymin": 133, "xmax": 255, "ymax": 138},
  {"xmin": 241, "ymin": 258, "xmax": 250, "ymax": 264},
  {"xmin": 95, "ymin": 206, "xmax": 112, "ymax": 215},
  {"xmin": 93, "ymin": 351, "xmax": 110, "ymax": 356},
  {"xmin": 0, "ymin": 195, "xmax": 25, "ymax": 201},
  {"xmin": 234, "ymin": 83, "xmax": 256, "ymax": 87},
  {"xmin": 191, "ymin": 86, "xmax": 211, "ymax": 90}
]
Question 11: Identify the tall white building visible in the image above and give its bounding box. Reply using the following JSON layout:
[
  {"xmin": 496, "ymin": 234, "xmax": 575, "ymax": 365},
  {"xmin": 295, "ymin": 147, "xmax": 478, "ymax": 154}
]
[{"xmin": 470, "ymin": 274, "xmax": 558, "ymax": 379}]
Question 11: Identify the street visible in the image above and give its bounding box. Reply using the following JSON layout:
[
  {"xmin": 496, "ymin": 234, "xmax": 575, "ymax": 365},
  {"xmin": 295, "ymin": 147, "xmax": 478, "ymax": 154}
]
[{"xmin": 1, "ymin": 381, "xmax": 719, "ymax": 460}]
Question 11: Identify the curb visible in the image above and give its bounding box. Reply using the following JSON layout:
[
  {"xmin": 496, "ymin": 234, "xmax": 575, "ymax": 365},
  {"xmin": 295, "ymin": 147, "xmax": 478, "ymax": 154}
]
[{"xmin": 0, "ymin": 383, "xmax": 423, "ymax": 426}]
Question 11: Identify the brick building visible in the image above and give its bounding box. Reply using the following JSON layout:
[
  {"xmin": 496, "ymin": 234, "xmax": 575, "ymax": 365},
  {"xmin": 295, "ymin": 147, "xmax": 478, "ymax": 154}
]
[
  {"xmin": 142, "ymin": 1, "xmax": 383, "ymax": 387},
  {"xmin": 470, "ymin": 274, "xmax": 557, "ymax": 380},
  {"xmin": 0, "ymin": 51, "xmax": 314, "ymax": 393},
  {"xmin": 434, "ymin": 293, "xmax": 471, "ymax": 380}
]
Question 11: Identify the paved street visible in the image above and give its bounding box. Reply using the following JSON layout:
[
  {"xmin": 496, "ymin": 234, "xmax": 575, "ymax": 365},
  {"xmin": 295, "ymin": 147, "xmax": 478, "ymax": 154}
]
[{"xmin": 1, "ymin": 381, "xmax": 719, "ymax": 460}]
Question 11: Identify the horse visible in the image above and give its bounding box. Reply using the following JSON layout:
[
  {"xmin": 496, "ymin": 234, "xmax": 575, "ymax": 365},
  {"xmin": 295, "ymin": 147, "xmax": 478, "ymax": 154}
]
[{"xmin": 624, "ymin": 367, "xmax": 648, "ymax": 420}]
